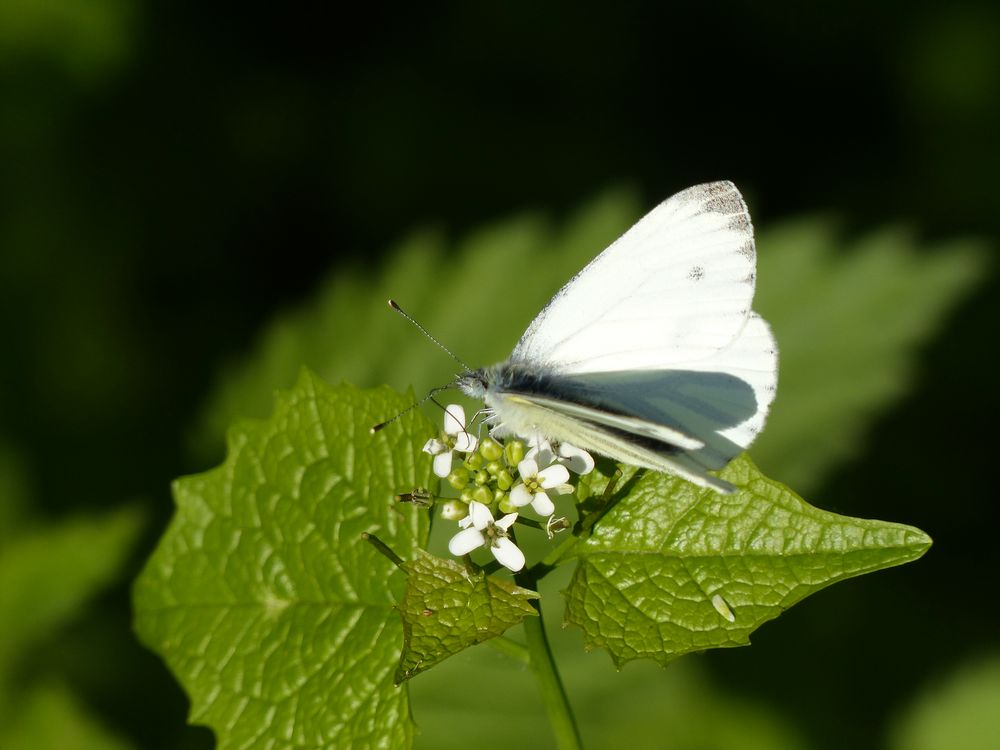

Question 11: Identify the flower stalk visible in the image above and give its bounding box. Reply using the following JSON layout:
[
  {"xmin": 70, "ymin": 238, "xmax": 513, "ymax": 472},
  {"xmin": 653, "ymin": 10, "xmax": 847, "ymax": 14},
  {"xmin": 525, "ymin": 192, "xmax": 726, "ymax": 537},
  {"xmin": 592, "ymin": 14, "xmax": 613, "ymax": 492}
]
[
  {"xmin": 416, "ymin": 405, "xmax": 595, "ymax": 746},
  {"xmin": 517, "ymin": 565, "xmax": 583, "ymax": 750}
]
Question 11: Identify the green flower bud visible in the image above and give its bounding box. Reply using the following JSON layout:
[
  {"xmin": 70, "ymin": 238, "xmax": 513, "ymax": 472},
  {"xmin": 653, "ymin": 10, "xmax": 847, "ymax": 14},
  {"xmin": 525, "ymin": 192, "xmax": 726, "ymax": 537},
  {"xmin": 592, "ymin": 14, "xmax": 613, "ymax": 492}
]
[
  {"xmin": 504, "ymin": 439, "xmax": 526, "ymax": 467},
  {"xmin": 472, "ymin": 485, "xmax": 493, "ymax": 506},
  {"xmin": 474, "ymin": 469, "xmax": 489, "ymax": 486},
  {"xmin": 479, "ymin": 437, "xmax": 503, "ymax": 462},
  {"xmin": 496, "ymin": 469, "xmax": 514, "ymax": 491},
  {"xmin": 493, "ymin": 488, "xmax": 508, "ymax": 504},
  {"xmin": 460, "ymin": 488, "xmax": 475, "ymax": 504},
  {"xmin": 498, "ymin": 495, "xmax": 518, "ymax": 514},
  {"xmin": 464, "ymin": 452, "xmax": 484, "ymax": 470},
  {"xmin": 485, "ymin": 460, "xmax": 503, "ymax": 477},
  {"xmin": 438, "ymin": 499, "xmax": 469, "ymax": 521},
  {"xmin": 447, "ymin": 466, "xmax": 470, "ymax": 490}
]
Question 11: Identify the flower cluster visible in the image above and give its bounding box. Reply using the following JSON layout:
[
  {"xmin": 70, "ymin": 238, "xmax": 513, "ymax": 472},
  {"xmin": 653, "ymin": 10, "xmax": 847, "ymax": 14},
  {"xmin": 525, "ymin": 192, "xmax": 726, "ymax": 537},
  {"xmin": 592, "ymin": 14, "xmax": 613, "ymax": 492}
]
[{"xmin": 422, "ymin": 405, "xmax": 593, "ymax": 572}]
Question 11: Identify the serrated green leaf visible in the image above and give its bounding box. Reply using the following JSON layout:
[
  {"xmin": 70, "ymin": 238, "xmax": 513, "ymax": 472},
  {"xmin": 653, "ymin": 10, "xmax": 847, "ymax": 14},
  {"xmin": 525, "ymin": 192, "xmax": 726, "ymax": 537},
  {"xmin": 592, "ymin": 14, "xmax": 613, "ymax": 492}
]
[
  {"xmin": 563, "ymin": 455, "xmax": 931, "ymax": 668},
  {"xmin": 0, "ymin": 506, "xmax": 142, "ymax": 676},
  {"xmin": 754, "ymin": 221, "xmax": 985, "ymax": 491},
  {"xmin": 395, "ymin": 550, "xmax": 538, "ymax": 684},
  {"xmin": 133, "ymin": 374, "xmax": 433, "ymax": 750}
]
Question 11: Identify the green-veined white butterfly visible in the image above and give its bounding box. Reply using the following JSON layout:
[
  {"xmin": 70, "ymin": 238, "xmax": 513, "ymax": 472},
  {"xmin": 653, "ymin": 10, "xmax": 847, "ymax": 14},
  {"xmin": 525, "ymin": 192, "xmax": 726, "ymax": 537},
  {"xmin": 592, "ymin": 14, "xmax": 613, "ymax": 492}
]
[{"xmin": 455, "ymin": 181, "xmax": 777, "ymax": 494}]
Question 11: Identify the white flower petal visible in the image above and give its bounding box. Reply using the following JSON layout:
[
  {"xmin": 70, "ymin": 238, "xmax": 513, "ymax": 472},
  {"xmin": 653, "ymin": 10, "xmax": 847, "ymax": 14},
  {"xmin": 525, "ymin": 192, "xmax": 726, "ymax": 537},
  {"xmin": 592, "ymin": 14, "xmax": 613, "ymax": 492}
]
[
  {"xmin": 443, "ymin": 404, "xmax": 467, "ymax": 436},
  {"xmin": 432, "ymin": 451, "xmax": 453, "ymax": 478},
  {"xmin": 491, "ymin": 537, "xmax": 525, "ymax": 572},
  {"xmin": 509, "ymin": 483, "xmax": 533, "ymax": 507},
  {"xmin": 452, "ymin": 431, "xmax": 478, "ymax": 453},
  {"xmin": 537, "ymin": 463, "xmax": 570, "ymax": 488},
  {"xmin": 458, "ymin": 515, "xmax": 474, "ymax": 528},
  {"xmin": 559, "ymin": 443, "xmax": 595, "ymax": 475},
  {"xmin": 423, "ymin": 438, "xmax": 445, "ymax": 456},
  {"xmin": 495, "ymin": 513, "xmax": 518, "ymax": 531},
  {"xmin": 517, "ymin": 458, "xmax": 540, "ymax": 478},
  {"xmin": 552, "ymin": 483, "xmax": 576, "ymax": 495},
  {"xmin": 530, "ymin": 492, "xmax": 555, "ymax": 517},
  {"xmin": 449, "ymin": 527, "xmax": 486, "ymax": 556},
  {"xmin": 467, "ymin": 501, "xmax": 493, "ymax": 530},
  {"xmin": 525, "ymin": 439, "xmax": 555, "ymax": 467}
]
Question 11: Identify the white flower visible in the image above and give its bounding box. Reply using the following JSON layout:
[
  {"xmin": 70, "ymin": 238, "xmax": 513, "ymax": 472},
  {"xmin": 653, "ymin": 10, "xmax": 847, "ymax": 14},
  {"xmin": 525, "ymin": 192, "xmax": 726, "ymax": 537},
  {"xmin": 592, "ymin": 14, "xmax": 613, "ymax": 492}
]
[
  {"xmin": 423, "ymin": 404, "xmax": 479, "ymax": 478},
  {"xmin": 509, "ymin": 458, "xmax": 571, "ymax": 516},
  {"xmin": 525, "ymin": 436, "xmax": 595, "ymax": 476},
  {"xmin": 448, "ymin": 501, "xmax": 525, "ymax": 572}
]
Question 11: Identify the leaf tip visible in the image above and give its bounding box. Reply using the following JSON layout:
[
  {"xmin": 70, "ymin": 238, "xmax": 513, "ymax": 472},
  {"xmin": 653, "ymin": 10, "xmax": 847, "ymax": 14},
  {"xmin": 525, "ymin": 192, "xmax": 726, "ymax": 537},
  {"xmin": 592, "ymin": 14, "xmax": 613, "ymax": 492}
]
[{"xmin": 909, "ymin": 527, "xmax": 933, "ymax": 555}]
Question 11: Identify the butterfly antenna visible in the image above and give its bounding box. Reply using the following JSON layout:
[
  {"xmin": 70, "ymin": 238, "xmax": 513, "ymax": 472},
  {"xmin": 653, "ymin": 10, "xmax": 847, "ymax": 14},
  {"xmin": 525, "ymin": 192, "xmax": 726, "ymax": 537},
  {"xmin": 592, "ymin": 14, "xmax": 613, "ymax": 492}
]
[
  {"xmin": 387, "ymin": 299, "xmax": 471, "ymax": 371},
  {"xmin": 370, "ymin": 385, "xmax": 451, "ymax": 434}
]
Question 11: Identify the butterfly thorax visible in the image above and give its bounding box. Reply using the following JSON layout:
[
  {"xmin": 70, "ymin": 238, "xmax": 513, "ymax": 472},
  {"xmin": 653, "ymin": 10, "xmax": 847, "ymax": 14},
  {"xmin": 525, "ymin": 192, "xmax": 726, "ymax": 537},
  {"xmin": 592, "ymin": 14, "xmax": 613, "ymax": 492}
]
[
  {"xmin": 456, "ymin": 362, "xmax": 572, "ymax": 435},
  {"xmin": 458, "ymin": 362, "xmax": 563, "ymax": 399}
]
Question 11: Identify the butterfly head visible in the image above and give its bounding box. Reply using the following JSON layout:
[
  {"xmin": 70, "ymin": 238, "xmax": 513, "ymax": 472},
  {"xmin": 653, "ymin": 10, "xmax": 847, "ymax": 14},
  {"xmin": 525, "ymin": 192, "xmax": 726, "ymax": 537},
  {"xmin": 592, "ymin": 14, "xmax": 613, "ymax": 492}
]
[{"xmin": 456, "ymin": 369, "xmax": 489, "ymax": 399}]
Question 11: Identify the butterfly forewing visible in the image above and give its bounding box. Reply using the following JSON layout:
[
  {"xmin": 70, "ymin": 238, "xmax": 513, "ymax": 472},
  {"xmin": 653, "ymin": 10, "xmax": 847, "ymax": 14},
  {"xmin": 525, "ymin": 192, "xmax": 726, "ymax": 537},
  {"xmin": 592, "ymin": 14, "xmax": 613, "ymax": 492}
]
[{"xmin": 510, "ymin": 181, "xmax": 757, "ymax": 374}]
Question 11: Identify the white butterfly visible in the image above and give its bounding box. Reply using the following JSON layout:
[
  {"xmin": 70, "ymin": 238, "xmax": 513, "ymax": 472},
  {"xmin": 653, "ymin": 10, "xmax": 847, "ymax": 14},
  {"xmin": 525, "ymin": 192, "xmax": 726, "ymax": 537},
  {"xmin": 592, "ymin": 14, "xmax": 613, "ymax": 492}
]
[{"xmin": 457, "ymin": 181, "xmax": 778, "ymax": 494}]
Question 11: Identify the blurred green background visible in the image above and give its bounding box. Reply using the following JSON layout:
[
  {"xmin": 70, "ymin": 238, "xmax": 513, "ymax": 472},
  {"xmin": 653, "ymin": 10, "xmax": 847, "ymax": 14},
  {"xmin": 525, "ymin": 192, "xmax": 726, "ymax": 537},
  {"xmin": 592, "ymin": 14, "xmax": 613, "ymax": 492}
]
[{"xmin": 1, "ymin": 1, "xmax": 998, "ymax": 749}]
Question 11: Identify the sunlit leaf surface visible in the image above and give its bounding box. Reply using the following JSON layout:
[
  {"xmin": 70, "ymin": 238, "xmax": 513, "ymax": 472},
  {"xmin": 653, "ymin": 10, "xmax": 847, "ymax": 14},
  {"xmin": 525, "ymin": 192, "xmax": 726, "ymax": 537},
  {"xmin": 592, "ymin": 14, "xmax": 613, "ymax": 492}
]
[
  {"xmin": 564, "ymin": 456, "xmax": 931, "ymax": 667},
  {"xmin": 134, "ymin": 375, "xmax": 433, "ymax": 750},
  {"xmin": 396, "ymin": 550, "xmax": 538, "ymax": 684}
]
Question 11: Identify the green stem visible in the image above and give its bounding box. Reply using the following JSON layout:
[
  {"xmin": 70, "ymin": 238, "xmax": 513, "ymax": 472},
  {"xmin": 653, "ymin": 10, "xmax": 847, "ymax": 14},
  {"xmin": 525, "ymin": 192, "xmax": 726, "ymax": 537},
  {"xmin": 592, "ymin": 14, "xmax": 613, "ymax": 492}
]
[
  {"xmin": 516, "ymin": 569, "xmax": 583, "ymax": 750},
  {"xmin": 540, "ymin": 534, "xmax": 579, "ymax": 569},
  {"xmin": 514, "ymin": 517, "xmax": 545, "ymax": 531},
  {"xmin": 361, "ymin": 532, "xmax": 405, "ymax": 568},
  {"xmin": 578, "ymin": 467, "xmax": 630, "ymax": 536},
  {"xmin": 486, "ymin": 636, "xmax": 530, "ymax": 665}
]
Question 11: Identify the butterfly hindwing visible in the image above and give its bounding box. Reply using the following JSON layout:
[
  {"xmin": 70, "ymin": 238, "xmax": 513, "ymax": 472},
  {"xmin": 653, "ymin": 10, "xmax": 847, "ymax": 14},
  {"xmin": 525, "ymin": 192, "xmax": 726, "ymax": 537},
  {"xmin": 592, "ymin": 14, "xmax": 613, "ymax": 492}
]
[
  {"xmin": 542, "ymin": 312, "xmax": 778, "ymax": 464},
  {"xmin": 486, "ymin": 388, "xmax": 736, "ymax": 493},
  {"xmin": 500, "ymin": 392, "xmax": 706, "ymax": 451}
]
